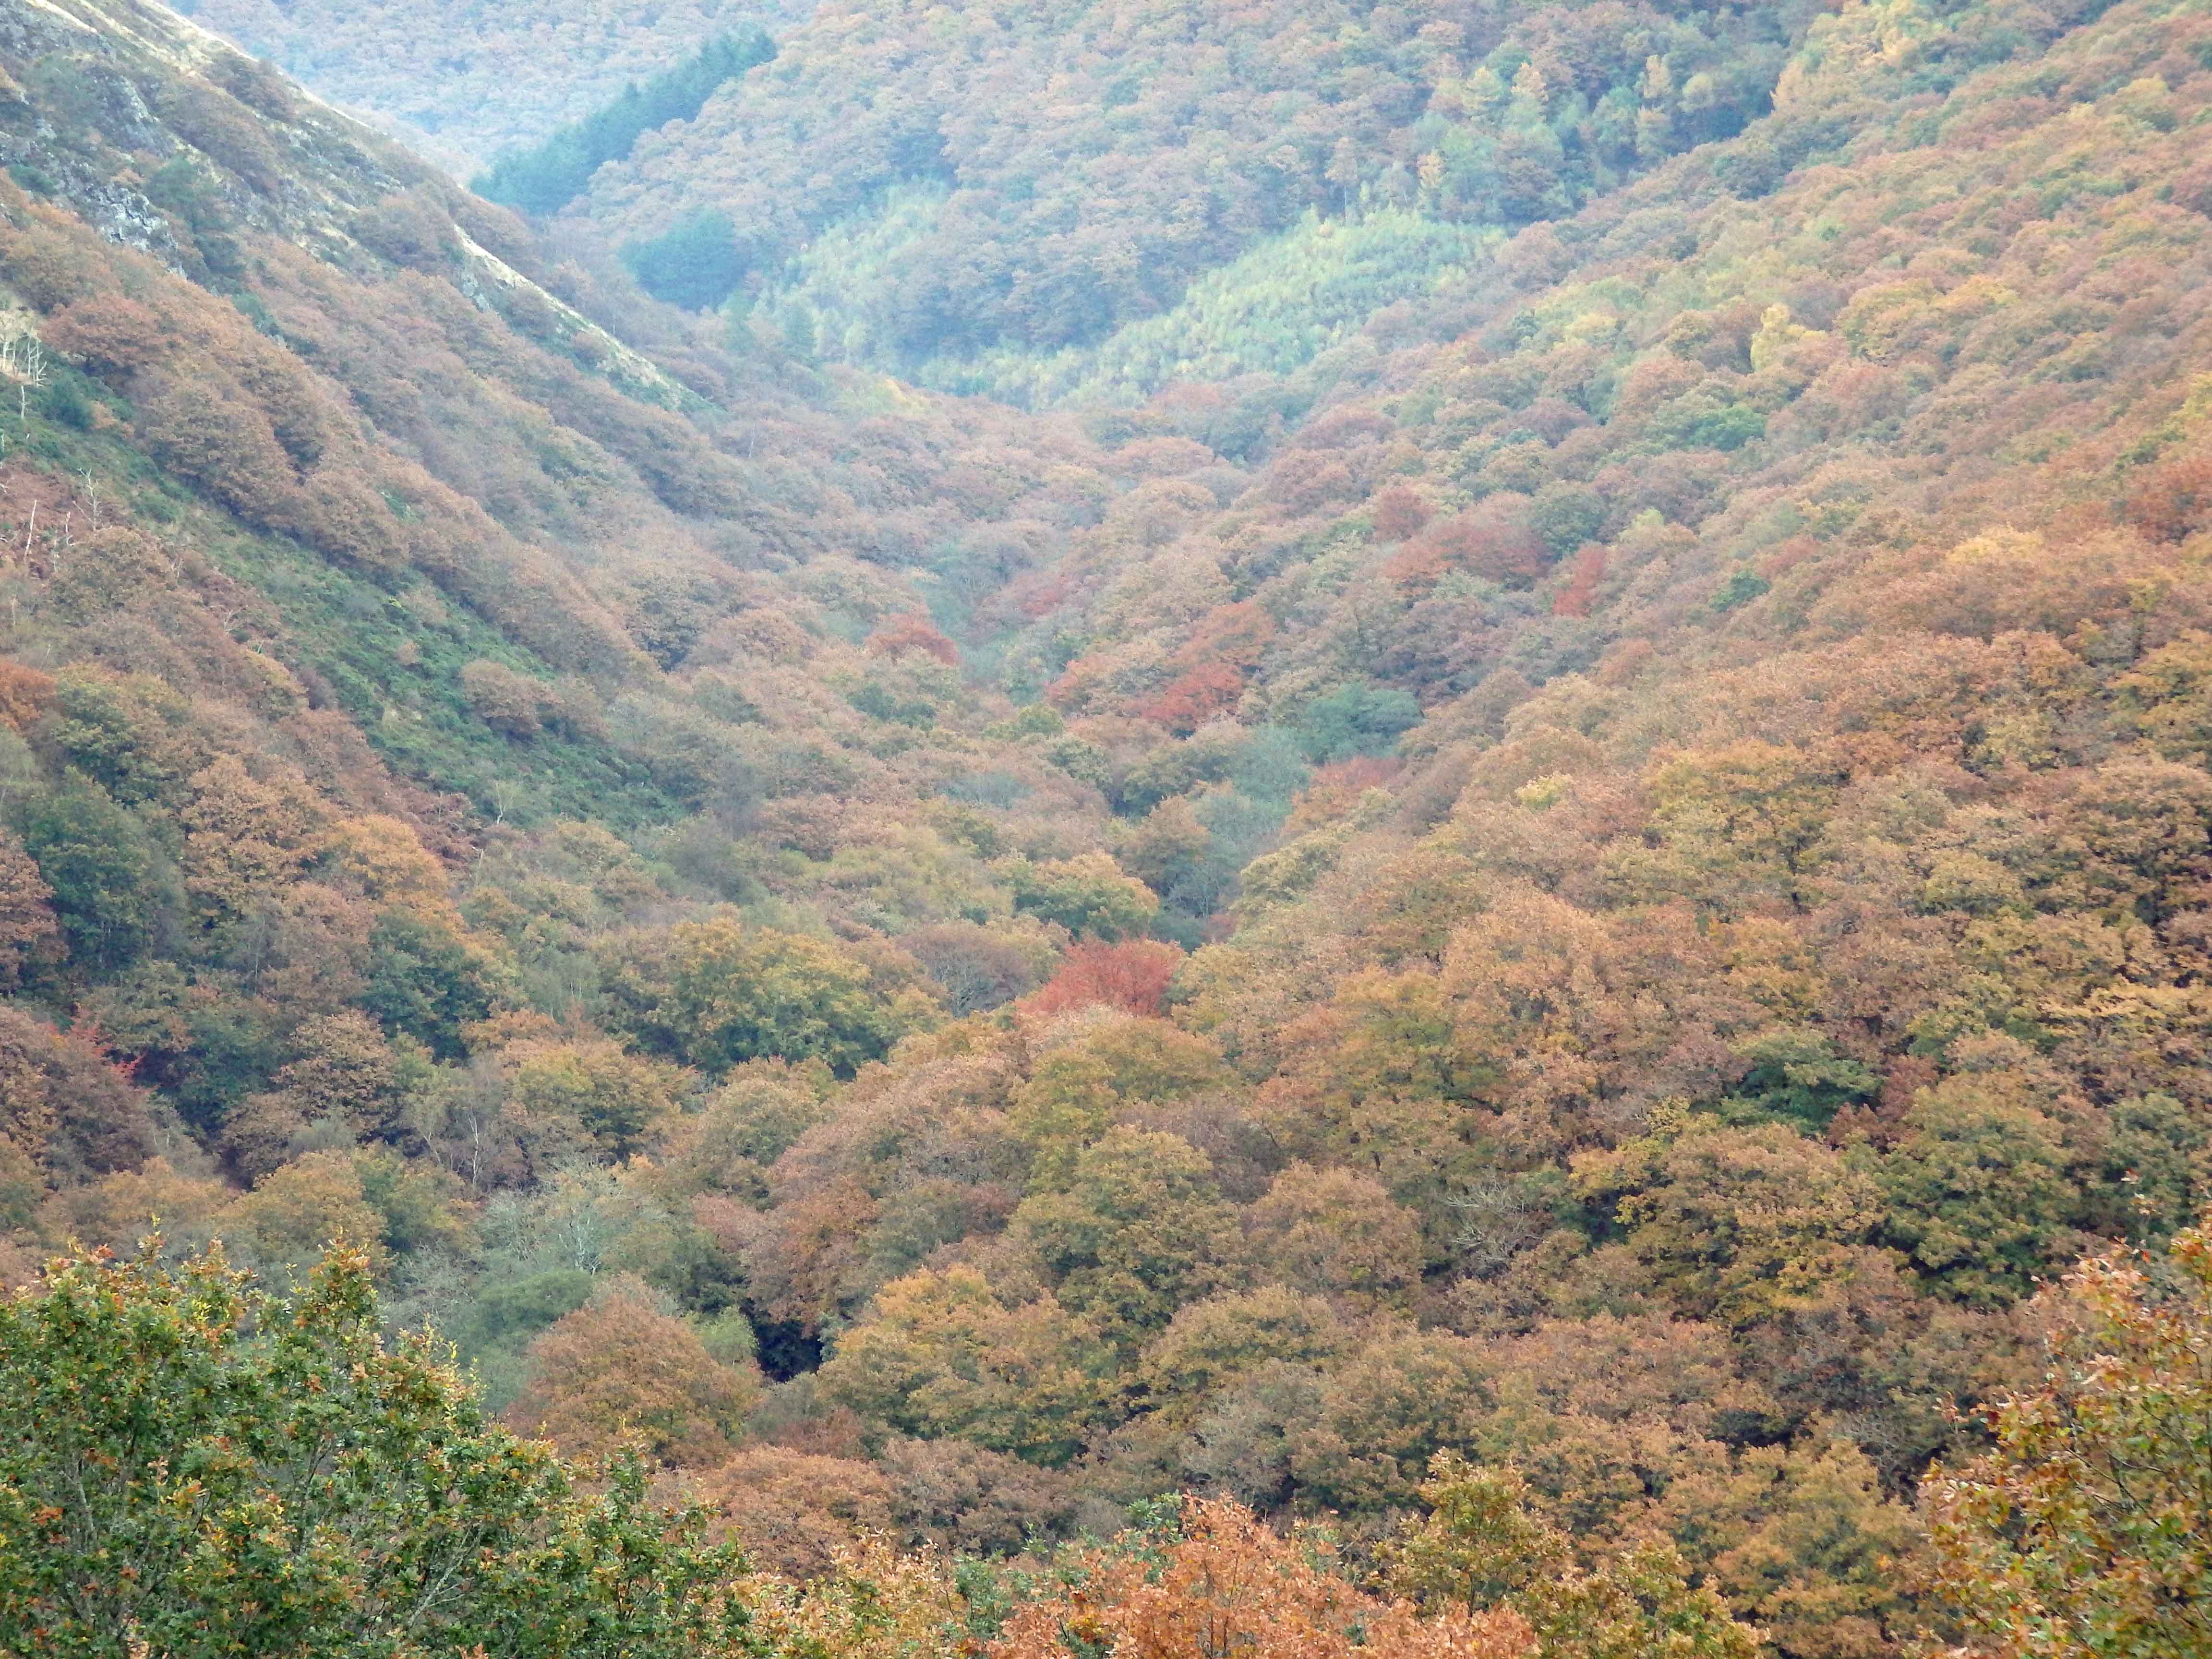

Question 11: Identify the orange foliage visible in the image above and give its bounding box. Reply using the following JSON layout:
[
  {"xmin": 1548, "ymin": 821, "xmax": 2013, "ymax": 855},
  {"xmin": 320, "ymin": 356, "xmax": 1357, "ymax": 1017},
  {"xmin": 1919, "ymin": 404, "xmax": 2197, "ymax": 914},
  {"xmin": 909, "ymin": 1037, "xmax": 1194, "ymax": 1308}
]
[
  {"xmin": 1551, "ymin": 544, "xmax": 1607, "ymax": 618},
  {"xmin": 0, "ymin": 660, "xmax": 57, "ymax": 730},
  {"xmin": 1180, "ymin": 600, "xmax": 1275, "ymax": 672},
  {"xmin": 12, "ymin": 5, "xmax": 2212, "ymax": 1635},
  {"xmin": 1142, "ymin": 661, "xmax": 1247, "ymax": 734},
  {"xmin": 2125, "ymin": 445, "xmax": 2212, "ymax": 545},
  {"xmin": 1009, "ymin": 566, "xmax": 1078, "ymax": 622},
  {"xmin": 865, "ymin": 613, "xmax": 962, "ymax": 665},
  {"xmin": 1382, "ymin": 540, "xmax": 1447, "ymax": 592},
  {"xmin": 990, "ymin": 1497, "xmax": 1532, "ymax": 1659},
  {"xmin": 1142, "ymin": 600, "xmax": 1276, "ymax": 731},
  {"xmin": 41, "ymin": 295, "xmax": 173, "ymax": 373},
  {"xmin": 1046, "ymin": 651, "xmax": 1118, "ymax": 713},
  {"xmin": 1029, "ymin": 938, "xmax": 1186, "ymax": 1017},
  {"xmin": 1285, "ymin": 757, "xmax": 1403, "ymax": 836}
]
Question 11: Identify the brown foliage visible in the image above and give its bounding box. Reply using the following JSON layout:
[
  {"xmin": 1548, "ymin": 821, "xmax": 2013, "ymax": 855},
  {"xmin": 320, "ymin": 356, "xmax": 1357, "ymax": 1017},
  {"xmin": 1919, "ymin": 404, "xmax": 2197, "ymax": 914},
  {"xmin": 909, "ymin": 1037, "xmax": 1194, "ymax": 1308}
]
[
  {"xmin": 2125, "ymin": 444, "xmax": 2212, "ymax": 545},
  {"xmin": 1242, "ymin": 1163, "xmax": 1424, "ymax": 1314},
  {"xmin": 135, "ymin": 373, "xmax": 301, "ymax": 524},
  {"xmin": 297, "ymin": 470, "xmax": 412, "ymax": 575},
  {"xmin": 1411, "ymin": 500, "xmax": 1549, "ymax": 586},
  {"xmin": 206, "ymin": 51, "xmax": 300, "ymax": 122},
  {"xmin": 160, "ymin": 77, "xmax": 286, "ymax": 192},
  {"xmin": 0, "ymin": 1006, "xmax": 158, "ymax": 1182},
  {"xmin": 0, "ymin": 661, "xmax": 56, "ymax": 730},
  {"xmin": 1283, "ymin": 758, "xmax": 1402, "ymax": 836},
  {"xmin": 864, "ymin": 613, "xmax": 961, "ymax": 665},
  {"xmin": 686, "ymin": 1446, "xmax": 896, "ymax": 1578},
  {"xmin": 41, "ymin": 296, "xmax": 173, "ymax": 374},
  {"xmin": 0, "ymin": 827, "xmax": 59, "ymax": 988},
  {"xmin": 990, "ymin": 1497, "xmax": 1531, "ymax": 1659},
  {"xmin": 350, "ymin": 188, "xmax": 460, "ymax": 273},
  {"xmin": 1551, "ymin": 544, "xmax": 1607, "ymax": 618},
  {"xmin": 878, "ymin": 1435, "xmax": 1076, "ymax": 1554},
  {"xmin": 1373, "ymin": 486, "xmax": 1436, "ymax": 542},
  {"xmin": 509, "ymin": 1276, "xmax": 762, "ymax": 1467},
  {"xmin": 47, "ymin": 527, "xmax": 173, "ymax": 621},
  {"xmin": 9, "ymin": 8, "xmax": 2212, "ymax": 1637},
  {"xmin": 459, "ymin": 659, "xmax": 551, "ymax": 739}
]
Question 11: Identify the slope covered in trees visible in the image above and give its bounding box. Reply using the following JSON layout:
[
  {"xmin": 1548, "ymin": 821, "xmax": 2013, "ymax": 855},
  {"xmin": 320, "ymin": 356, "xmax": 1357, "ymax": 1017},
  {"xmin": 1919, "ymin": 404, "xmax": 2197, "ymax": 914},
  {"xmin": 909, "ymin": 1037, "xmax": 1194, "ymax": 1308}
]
[
  {"xmin": 5, "ymin": 0, "xmax": 2212, "ymax": 1651},
  {"xmin": 12, "ymin": 1210, "xmax": 2212, "ymax": 1653},
  {"xmin": 570, "ymin": 0, "xmax": 2116, "ymax": 400},
  {"xmin": 0, "ymin": 0, "xmax": 1141, "ymax": 1326},
  {"xmin": 174, "ymin": 0, "xmax": 804, "ymax": 176},
  {"xmin": 473, "ymin": 31, "xmax": 776, "ymax": 219}
]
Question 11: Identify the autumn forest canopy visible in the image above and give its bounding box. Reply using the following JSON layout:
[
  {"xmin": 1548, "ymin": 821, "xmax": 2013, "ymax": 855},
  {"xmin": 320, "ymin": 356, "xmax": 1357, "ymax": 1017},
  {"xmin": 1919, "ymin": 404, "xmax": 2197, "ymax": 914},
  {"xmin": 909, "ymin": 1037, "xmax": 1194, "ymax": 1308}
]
[{"xmin": 2, "ymin": 0, "xmax": 2212, "ymax": 1651}]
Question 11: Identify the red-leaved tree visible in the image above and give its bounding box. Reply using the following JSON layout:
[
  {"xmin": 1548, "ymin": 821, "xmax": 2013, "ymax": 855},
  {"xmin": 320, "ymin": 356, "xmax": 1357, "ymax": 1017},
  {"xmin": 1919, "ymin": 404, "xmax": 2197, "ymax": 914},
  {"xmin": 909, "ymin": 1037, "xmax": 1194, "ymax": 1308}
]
[{"xmin": 1030, "ymin": 939, "xmax": 1185, "ymax": 1017}]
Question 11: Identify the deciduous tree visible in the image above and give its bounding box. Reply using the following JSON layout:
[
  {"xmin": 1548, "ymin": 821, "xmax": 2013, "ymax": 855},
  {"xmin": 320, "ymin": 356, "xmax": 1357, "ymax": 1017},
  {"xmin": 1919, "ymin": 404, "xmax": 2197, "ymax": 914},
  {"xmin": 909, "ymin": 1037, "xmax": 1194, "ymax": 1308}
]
[
  {"xmin": 993, "ymin": 1496, "xmax": 1532, "ymax": 1659},
  {"xmin": 508, "ymin": 1275, "xmax": 761, "ymax": 1468},
  {"xmin": 1923, "ymin": 1215, "xmax": 2212, "ymax": 1659},
  {"xmin": 0, "ymin": 1243, "xmax": 757, "ymax": 1656}
]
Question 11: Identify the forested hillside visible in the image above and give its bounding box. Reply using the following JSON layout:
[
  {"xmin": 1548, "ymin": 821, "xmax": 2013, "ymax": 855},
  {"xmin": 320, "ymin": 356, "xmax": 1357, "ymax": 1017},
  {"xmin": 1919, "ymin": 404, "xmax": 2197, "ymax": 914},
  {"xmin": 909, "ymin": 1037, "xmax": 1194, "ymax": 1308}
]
[
  {"xmin": 574, "ymin": 0, "xmax": 2123, "ymax": 401},
  {"xmin": 0, "ymin": 0, "xmax": 1141, "ymax": 1333},
  {"xmin": 473, "ymin": 31, "xmax": 776, "ymax": 219},
  {"xmin": 174, "ymin": 0, "xmax": 804, "ymax": 175},
  {"xmin": 5, "ymin": 0, "xmax": 2212, "ymax": 1652}
]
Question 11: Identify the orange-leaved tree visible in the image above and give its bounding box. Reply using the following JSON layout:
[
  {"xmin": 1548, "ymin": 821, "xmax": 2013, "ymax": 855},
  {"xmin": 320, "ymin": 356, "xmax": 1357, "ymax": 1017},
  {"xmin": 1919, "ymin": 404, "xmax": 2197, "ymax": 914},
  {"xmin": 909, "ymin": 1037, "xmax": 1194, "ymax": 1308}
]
[
  {"xmin": 990, "ymin": 1495, "xmax": 1532, "ymax": 1659},
  {"xmin": 508, "ymin": 1275, "xmax": 761, "ymax": 1468}
]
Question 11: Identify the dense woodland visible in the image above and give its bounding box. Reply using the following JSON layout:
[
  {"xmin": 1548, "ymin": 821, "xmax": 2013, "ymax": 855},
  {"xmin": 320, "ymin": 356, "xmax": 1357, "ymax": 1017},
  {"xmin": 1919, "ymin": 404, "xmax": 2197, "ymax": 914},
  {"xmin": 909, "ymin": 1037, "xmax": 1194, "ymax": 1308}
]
[
  {"xmin": 473, "ymin": 31, "xmax": 777, "ymax": 221},
  {"xmin": 3, "ymin": 0, "xmax": 2212, "ymax": 1651},
  {"xmin": 173, "ymin": 0, "xmax": 803, "ymax": 175},
  {"xmin": 578, "ymin": 0, "xmax": 2100, "ymax": 398}
]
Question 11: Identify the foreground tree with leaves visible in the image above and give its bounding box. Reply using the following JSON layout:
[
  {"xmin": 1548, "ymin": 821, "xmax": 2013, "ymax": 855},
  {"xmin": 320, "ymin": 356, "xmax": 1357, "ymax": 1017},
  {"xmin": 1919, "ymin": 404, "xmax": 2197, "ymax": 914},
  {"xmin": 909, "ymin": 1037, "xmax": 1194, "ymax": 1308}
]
[
  {"xmin": 0, "ymin": 1241, "xmax": 754, "ymax": 1657},
  {"xmin": 1922, "ymin": 1215, "xmax": 2212, "ymax": 1659},
  {"xmin": 1387, "ymin": 1457, "xmax": 1761, "ymax": 1659}
]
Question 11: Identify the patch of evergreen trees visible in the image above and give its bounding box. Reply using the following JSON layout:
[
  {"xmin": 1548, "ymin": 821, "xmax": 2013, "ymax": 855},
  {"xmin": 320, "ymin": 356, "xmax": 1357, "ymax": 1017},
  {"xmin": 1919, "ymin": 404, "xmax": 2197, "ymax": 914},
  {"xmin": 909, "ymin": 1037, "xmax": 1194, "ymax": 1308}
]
[
  {"xmin": 472, "ymin": 29, "xmax": 773, "ymax": 218},
  {"xmin": 621, "ymin": 211, "xmax": 746, "ymax": 312}
]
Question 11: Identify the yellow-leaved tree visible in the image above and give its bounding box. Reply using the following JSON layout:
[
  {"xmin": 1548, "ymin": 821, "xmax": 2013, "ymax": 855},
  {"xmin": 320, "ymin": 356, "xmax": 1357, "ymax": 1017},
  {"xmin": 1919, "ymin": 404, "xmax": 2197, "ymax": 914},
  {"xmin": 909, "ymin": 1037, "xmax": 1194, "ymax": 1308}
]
[{"xmin": 1923, "ymin": 1215, "xmax": 2212, "ymax": 1659}]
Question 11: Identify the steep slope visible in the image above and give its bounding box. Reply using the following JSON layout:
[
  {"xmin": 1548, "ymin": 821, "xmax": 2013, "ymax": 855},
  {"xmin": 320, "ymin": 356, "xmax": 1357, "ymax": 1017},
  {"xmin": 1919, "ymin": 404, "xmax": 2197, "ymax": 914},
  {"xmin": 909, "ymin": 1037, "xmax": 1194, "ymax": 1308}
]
[
  {"xmin": 570, "ymin": 0, "xmax": 2113, "ymax": 406},
  {"xmin": 538, "ymin": 0, "xmax": 2212, "ymax": 1641},
  {"xmin": 580, "ymin": 0, "xmax": 1794, "ymax": 352},
  {"xmin": 0, "ymin": 0, "xmax": 1145, "ymax": 1248},
  {"xmin": 6, "ymin": 0, "xmax": 2212, "ymax": 1646},
  {"xmin": 472, "ymin": 30, "xmax": 777, "ymax": 219}
]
